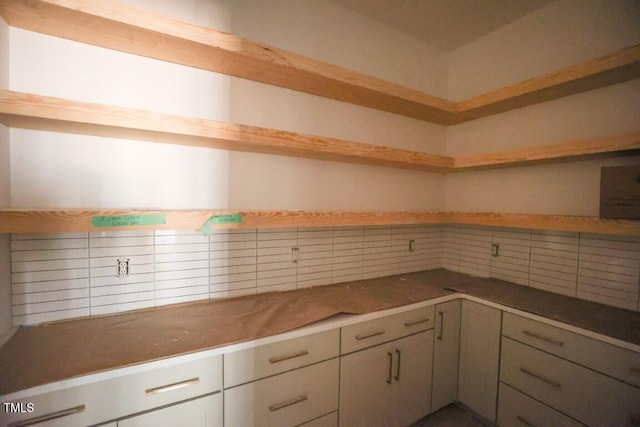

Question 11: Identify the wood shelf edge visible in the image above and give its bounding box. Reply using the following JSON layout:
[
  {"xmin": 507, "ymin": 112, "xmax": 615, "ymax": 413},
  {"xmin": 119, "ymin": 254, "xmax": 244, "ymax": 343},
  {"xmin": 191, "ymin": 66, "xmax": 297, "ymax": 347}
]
[
  {"xmin": 0, "ymin": 90, "xmax": 454, "ymax": 172},
  {"xmin": 1, "ymin": 210, "xmax": 638, "ymax": 236},
  {"xmin": 454, "ymin": 132, "xmax": 640, "ymax": 170},
  {"xmin": 1, "ymin": 1, "xmax": 637, "ymax": 125},
  {"xmin": 456, "ymin": 44, "xmax": 640, "ymax": 119}
]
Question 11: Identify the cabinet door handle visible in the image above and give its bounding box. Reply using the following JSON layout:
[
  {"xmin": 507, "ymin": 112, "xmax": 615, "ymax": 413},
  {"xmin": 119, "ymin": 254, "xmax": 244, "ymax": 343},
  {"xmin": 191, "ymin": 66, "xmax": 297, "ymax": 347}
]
[
  {"xmin": 404, "ymin": 317, "xmax": 429, "ymax": 327},
  {"xmin": 268, "ymin": 394, "xmax": 308, "ymax": 412},
  {"xmin": 522, "ymin": 330, "xmax": 564, "ymax": 346},
  {"xmin": 145, "ymin": 377, "xmax": 200, "ymax": 395},
  {"xmin": 9, "ymin": 405, "xmax": 85, "ymax": 427},
  {"xmin": 516, "ymin": 415, "xmax": 538, "ymax": 427},
  {"xmin": 394, "ymin": 349, "xmax": 401, "ymax": 381},
  {"xmin": 269, "ymin": 350, "xmax": 309, "ymax": 364},
  {"xmin": 356, "ymin": 330, "xmax": 385, "ymax": 340},
  {"xmin": 520, "ymin": 367, "xmax": 562, "ymax": 389},
  {"xmin": 386, "ymin": 351, "xmax": 393, "ymax": 384},
  {"xmin": 437, "ymin": 311, "xmax": 444, "ymax": 340}
]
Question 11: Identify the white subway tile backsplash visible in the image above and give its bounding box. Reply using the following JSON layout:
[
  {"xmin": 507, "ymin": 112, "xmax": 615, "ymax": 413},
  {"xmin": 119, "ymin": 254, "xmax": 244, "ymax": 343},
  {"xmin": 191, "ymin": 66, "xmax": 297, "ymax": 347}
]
[
  {"xmin": 490, "ymin": 228, "xmax": 530, "ymax": 286},
  {"xmin": 578, "ymin": 234, "xmax": 640, "ymax": 310},
  {"xmin": 10, "ymin": 225, "xmax": 640, "ymax": 325},
  {"xmin": 210, "ymin": 229, "xmax": 257, "ymax": 295},
  {"xmin": 529, "ymin": 230, "xmax": 579, "ymax": 296}
]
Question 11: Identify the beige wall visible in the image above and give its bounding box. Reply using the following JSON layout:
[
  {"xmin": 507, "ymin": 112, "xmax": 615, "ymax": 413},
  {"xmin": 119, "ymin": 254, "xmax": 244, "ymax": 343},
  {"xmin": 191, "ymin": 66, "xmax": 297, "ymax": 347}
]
[
  {"xmin": 445, "ymin": 0, "xmax": 640, "ymax": 215},
  {"xmin": 8, "ymin": 0, "xmax": 447, "ymax": 211}
]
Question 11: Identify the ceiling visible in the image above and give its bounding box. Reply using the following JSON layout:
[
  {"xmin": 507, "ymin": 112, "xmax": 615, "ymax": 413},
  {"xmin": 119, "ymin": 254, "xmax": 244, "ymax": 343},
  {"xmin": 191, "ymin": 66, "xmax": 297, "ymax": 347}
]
[{"xmin": 330, "ymin": 0, "xmax": 556, "ymax": 51}]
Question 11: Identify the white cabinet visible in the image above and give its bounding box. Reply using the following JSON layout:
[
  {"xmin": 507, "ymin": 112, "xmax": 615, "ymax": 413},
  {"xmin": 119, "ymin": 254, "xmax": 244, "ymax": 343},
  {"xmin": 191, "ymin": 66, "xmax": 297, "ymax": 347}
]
[
  {"xmin": 497, "ymin": 383, "xmax": 584, "ymax": 427},
  {"xmin": 224, "ymin": 359, "xmax": 339, "ymax": 427},
  {"xmin": 457, "ymin": 300, "xmax": 501, "ymax": 423},
  {"xmin": 500, "ymin": 312, "xmax": 640, "ymax": 427},
  {"xmin": 339, "ymin": 330, "xmax": 433, "ymax": 427},
  {"xmin": 431, "ymin": 299, "xmax": 461, "ymax": 412},
  {"xmin": 117, "ymin": 393, "xmax": 222, "ymax": 427}
]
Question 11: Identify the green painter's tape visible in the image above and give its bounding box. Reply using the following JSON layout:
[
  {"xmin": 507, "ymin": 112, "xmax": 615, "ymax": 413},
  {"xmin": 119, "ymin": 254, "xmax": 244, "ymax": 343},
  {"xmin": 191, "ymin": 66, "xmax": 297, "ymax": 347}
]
[
  {"xmin": 201, "ymin": 213, "xmax": 244, "ymax": 235},
  {"xmin": 91, "ymin": 214, "xmax": 166, "ymax": 228}
]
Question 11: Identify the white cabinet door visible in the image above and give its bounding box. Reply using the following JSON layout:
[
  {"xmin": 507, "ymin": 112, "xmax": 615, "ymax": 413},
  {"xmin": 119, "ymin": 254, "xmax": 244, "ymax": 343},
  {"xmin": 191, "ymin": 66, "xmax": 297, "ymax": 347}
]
[
  {"xmin": 431, "ymin": 299, "xmax": 461, "ymax": 412},
  {"xmin": 392, "ymin": 331, "xmax": 433, "ymax": 427},
  {"xmin": 339, "ymin": 341, "xmax": 394, "ymax": 427},
  {"xmin": 339, "ymin": 330, "xmax": 434, "ymax": 427},
  {"xmin": 117, "ymin": 393, "xmax": 222, "ymax": 427},
  {"xmin": 458, "ymin": 300, "xmax": 501, "ymax": 423}
]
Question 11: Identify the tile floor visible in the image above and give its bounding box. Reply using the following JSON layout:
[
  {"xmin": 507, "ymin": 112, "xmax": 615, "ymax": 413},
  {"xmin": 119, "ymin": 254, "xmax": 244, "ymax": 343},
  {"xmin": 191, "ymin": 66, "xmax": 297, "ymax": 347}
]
[{"xmin": 411, "ymin": 404, "xmax": 493, "ymax": 427}]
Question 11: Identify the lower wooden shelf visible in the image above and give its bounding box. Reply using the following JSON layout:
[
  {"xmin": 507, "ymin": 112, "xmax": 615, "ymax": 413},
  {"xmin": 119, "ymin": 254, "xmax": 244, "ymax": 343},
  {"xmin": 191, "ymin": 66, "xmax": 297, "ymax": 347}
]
[{"xmin": 0, "ymin": 209, "xmax": 638, "ymax": 236}]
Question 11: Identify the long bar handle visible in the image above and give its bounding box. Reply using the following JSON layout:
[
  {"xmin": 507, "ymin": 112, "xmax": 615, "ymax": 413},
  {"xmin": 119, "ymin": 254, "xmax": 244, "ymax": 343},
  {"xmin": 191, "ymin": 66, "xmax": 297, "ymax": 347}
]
[
  {"xmin": 269, "ymin": 350, "xmax": 309, "ymax": 364},
  {"xmin": 268, "ymin": 395, "xmax": 308, "ymax": 412},
  {"xmin": 404, "ymin": 317, "xmax": 429, "ymax": 327},
  {"xmin": 394, "ymin": 349, "xmax": 401, "ymax": 381},
  {"xmin": 522, "ymin": 330, "xmax": 564, "ymax": 347},
  {"xmin": 437, "ymin": 311, "xmax": 444, "ymax": 340},
  {"xmin": 516, "ymin": 415, "xmax": 538, "ymax": 427},
  {"xmin": 145, "ymin": 377, "xmax": 200, "ymax": 395},
  {"xmin": 520, "ymin": 367, "xmax": 562, "ymax": 389},
  {"xmin": 356, "ymin": 330, "xmax": 385, "ymax": 340},
  {"xmin": 9, "ymin": 405, "xmax": 85, "ymax": 427},
  {"xmin": 386, "ymin": 352, "xmax": 393, "ymax": 384}
]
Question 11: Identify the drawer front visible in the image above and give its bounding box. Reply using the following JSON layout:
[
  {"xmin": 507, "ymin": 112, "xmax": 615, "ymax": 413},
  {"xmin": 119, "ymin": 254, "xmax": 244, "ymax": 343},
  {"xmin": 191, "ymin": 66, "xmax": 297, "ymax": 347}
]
[
  {"xmin": 1, "ymin": 354, "xmax": 222, "ymax": 427},
  {"xmin": 224, "ymin": 359, "xmax": 339, "ymax": 427},
  {"xmin": 341, "ymin": 306, "xmax": 434, "ymax": 354},
  {"xmin": 224, "ymin": 329, "xmax": 339, "ymax": 388},
  {"xmin": 501, "ymin": 337, "xmax": 640, "ymax": 427},
  {"xmin": 297, "ymin": 411, "xmax": 338, "ymax": 427},
  {"xmin": 498, "ymin": 383, "xmax": 584, "ymax": 427},
  {"xmin": 117, "ymin": 392, "xmax": 222, "ymax": 427},
  {"xmin": 503, "ymin": 312, "xmax": 640, "ymax": 387}
]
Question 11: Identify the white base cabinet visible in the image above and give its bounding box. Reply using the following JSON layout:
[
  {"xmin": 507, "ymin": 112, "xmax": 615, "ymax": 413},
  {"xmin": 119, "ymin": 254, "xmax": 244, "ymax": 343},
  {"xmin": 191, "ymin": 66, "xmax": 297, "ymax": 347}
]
[
  {"xmin": 339, "ymin": 330, "xmax": 433, "ymax": 427},
  {"xmin": 117, "ymin": 393, "xmax": 222, "ymax": 427},
  {"xmin": 431, "ymin": 300, "xmax": 461, "ymax": 412},
  {"xmin": 457, "ymin": 300, "xmax": 501, "ymax": 423}
]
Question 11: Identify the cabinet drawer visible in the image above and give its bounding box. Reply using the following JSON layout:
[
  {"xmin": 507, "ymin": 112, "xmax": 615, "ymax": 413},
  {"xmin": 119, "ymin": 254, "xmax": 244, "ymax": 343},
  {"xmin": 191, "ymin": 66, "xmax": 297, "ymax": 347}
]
[
  {"xmin": 1, "ymin": 354, "xmax": 222, "ymax": 427},
  {"xmin": 503, "ymin": 312, "xmax": 640, "ymax": 387},
  {"xmin": 224, "ymin": 329, "xmax": 339, "ymax": 388},
  {"xmin": 500, "ymin": 337, "xmax": 640, "ymax": 427},
  {"xmin": 117, "ymin": 392, "xmax": 222, "ymax": 427},
  {"xmin": 224, "ymin": 359, "xmax": 339, "ymax": 427},
  {"xmin": 497, "ymin": 383, "xmax": 584, "ymax": 427},
  {"xmin": 341, "ymin": 306, "xmax": 434, "ymax": 354},
  {"xmin": 297, "ymin": 411, "xmax": 337, "ymax": 427}
]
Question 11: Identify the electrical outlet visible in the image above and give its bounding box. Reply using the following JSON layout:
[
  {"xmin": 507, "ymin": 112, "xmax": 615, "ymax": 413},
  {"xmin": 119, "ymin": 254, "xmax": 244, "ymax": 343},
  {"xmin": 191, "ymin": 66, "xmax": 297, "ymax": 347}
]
[
  {"xmin": 409, "ymin": 239, "xmax": 415, "ymax": 253},
  {"xmin": 117, "ymin": 258, "xmax": 130, "ymax": 277},
  {"xmin": 291, "ymin": 247, "xmax": 300, "ymax": 264},
  {"xmin": 491, "ymin": 243, "xmax": 500, "ymax": 257}
]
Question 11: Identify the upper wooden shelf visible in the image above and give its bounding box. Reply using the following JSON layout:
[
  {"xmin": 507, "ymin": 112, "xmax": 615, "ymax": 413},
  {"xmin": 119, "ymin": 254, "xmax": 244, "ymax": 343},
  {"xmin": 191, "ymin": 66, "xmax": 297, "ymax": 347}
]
[
  {"xmin": 0, "ymin": 209, "xmax": 638, "ymax": 236},
  {"xmin": 0, "ymin": 0, "xmax": 638, "ymax": 125},
  {"xmin": 1, "ymin": 90, "xmax": 638, "ymax": 173}
]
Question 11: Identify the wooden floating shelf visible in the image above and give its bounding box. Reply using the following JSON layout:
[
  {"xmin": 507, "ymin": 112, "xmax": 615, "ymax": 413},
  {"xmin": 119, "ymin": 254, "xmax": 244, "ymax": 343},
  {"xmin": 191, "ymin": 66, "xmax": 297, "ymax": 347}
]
[
  {"xmin": 1, "ymin": 90, "xmax": 639, "ymax": 173},
  {"xmin": 0, "ymin": 209, "xmax": 638, "ymax": 236},
  {"xmin": 0, "ymin": 0, "xmax": 638, "ymax": 125},
  {"xmin": 0, "ymin": 90, "xmax": 453, "ymax": 172}
]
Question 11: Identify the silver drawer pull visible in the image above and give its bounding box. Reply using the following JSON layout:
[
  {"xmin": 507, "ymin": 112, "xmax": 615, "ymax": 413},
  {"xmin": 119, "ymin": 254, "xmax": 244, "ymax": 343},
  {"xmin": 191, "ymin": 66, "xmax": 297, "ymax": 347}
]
[
  {"xmin": 145, "ymin": 377, "xmax": 200, "ymax": 395},
  {"xmin": 437, "ymin": 311, "xmax": 444, "ymax": 340},
  {"xmin": 268, "ymin": 394, "xmax": 308, "ymax": 412},
  {"xmin": 630, "ymin": 367, "xmax": 640, "ymax": 375},
  {"xmin": 520, "ymin": 367, "xmax": 562, "ymax": 389},
  {"xmin": 269, "ymin": 350, "xmax": 309, "ymax": 364},
  {"xmin": 516, "ymin": 415, "xmax": 538, "ymax": 427},
  {"xmin": 404, "ymin": 317, "xmax": 430, "ymax": 327},
  {"xmin": 522, "ymin": 330, "xmax": 564, "ymax": 347},
  {"xmin": 356, "ymin": 330, "xmax": 385, "ymax": 340},
  {"xmin": 9, "ymin": 405, "xmax": 85, "ymax": 427}
]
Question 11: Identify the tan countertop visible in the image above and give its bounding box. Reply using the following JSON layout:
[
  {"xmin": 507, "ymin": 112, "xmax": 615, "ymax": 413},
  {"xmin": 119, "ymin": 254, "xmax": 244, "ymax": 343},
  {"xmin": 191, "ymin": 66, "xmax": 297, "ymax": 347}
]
[{"xmin": 1, "ymin": 269, "xmax": 639, "ymax": 395}]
